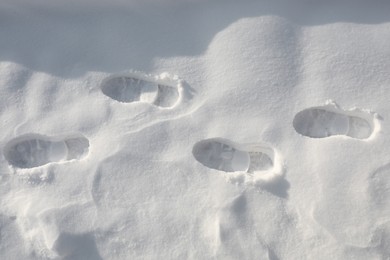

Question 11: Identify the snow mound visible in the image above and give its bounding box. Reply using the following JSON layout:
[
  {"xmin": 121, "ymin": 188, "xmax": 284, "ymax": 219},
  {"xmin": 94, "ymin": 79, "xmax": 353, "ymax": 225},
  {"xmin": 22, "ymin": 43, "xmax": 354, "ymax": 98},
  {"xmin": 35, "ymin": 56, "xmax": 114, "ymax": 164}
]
[{"xmin": 1, "ymin": 1, "xmax": 390, "ymax": 259}]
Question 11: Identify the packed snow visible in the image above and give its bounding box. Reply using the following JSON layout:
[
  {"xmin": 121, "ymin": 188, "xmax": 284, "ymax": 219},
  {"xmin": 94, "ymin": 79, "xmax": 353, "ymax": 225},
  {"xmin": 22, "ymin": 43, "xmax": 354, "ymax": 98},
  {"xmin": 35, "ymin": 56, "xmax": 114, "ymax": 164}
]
[{"xmin": 1, "ymin": 0, "xmax": 390, "ymax": 259}]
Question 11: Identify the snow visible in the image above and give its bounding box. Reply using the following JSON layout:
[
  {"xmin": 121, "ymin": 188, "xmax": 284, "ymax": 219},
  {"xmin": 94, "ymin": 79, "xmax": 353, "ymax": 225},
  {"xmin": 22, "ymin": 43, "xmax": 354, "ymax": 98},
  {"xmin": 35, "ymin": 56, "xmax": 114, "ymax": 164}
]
[{"xmin": 1, "ymin": 0, "xmax": 390, "ymax": 259}]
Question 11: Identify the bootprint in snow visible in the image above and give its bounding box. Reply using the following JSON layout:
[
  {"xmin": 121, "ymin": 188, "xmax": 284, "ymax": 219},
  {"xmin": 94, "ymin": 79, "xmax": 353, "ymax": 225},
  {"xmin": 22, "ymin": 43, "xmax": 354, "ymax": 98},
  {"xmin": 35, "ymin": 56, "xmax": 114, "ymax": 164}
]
[
  {"xmin": 4, "ymin": 134, "xmax": 89, "ymax": 168},
  {"xmin": 101, "ymin": 72, "xmax": 180, "ymax": 108},
  {"xmin": 293, "ymin": 102, "xmax": 376, "ymax": 139},
  {"xmin": 192, "ymin": 138, "xmax": 284, "ymax": 186}
]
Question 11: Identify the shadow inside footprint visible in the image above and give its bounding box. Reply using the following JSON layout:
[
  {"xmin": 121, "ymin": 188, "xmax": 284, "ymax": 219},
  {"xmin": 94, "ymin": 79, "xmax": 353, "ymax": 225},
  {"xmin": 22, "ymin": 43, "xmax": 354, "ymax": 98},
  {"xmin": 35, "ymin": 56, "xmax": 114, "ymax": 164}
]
[
  {"xmin": 53, "ymin": 233, "xmax": 102, "ymax": 260},
  {"xmin": 192, "ymin": 138, "xmax": 251, "ymax": 172},
  {"xmin": 293, "ymin": 105, "xmax": 374, "ymax": 139},
  {"xmin": 153, "ymin": 84, "xmax": 180, "ymax": 108},
  {"xmin": 248, "ymin": 151, "xmax": 273, "ymax": 173},
  {"xmin": 3, "ymin": 133, "xmax": 89, "ymax": 168},
  {"xmin": 101, "ymin": 73, "xmax": 180, "ymax": 108}
]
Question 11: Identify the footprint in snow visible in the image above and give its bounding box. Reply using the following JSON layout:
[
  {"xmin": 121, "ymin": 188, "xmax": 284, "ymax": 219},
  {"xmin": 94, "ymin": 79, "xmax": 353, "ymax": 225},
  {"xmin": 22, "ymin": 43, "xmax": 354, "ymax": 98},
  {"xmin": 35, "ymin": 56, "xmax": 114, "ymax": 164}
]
[
  {"xmin": 192, "ymin": 138, "xmax": 285, "ymax": 188},
  {"xmin": 293, "ymin": 102, "xmax": 376, "ymax": 139},
  {"xmin": 101, "ymin": 72, "xmax": 180, "ymax": 108},
  {"xmin": 3, "ymin": 133, "xmax": 89, "ymax": 169}
]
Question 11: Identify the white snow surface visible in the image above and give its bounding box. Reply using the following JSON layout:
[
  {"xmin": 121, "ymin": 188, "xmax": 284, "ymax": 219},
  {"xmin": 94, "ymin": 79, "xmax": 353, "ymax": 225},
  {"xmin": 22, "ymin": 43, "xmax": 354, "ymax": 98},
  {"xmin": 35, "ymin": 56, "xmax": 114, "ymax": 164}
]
[{"xmin": 1, "ymin": 0, "xmax": 390, "ymax": 259}]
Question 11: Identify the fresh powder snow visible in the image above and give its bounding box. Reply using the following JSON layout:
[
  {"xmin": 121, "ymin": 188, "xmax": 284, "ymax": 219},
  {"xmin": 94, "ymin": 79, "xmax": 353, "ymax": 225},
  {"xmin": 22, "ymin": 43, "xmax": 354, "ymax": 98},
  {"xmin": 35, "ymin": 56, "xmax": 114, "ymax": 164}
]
[{"xmin": 0, "ymin": 0, "xmax": 390, "ymax": 259}]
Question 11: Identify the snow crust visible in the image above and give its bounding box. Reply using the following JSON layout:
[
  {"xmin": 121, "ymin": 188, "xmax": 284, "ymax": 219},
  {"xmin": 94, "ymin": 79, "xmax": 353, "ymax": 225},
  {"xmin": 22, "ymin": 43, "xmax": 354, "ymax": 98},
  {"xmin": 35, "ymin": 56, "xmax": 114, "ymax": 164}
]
[{"xmin": 1, "ymin": 0, "xmax": 390, "ymax": 259}]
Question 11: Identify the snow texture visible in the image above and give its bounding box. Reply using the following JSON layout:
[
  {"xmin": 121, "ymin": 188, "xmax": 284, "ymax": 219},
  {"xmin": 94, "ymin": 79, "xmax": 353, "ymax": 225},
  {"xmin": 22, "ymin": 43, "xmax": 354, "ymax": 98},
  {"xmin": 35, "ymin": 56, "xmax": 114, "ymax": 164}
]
[{"xmin": 0, "ymin": 0, "xmax": 390, "ymax": 259}]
